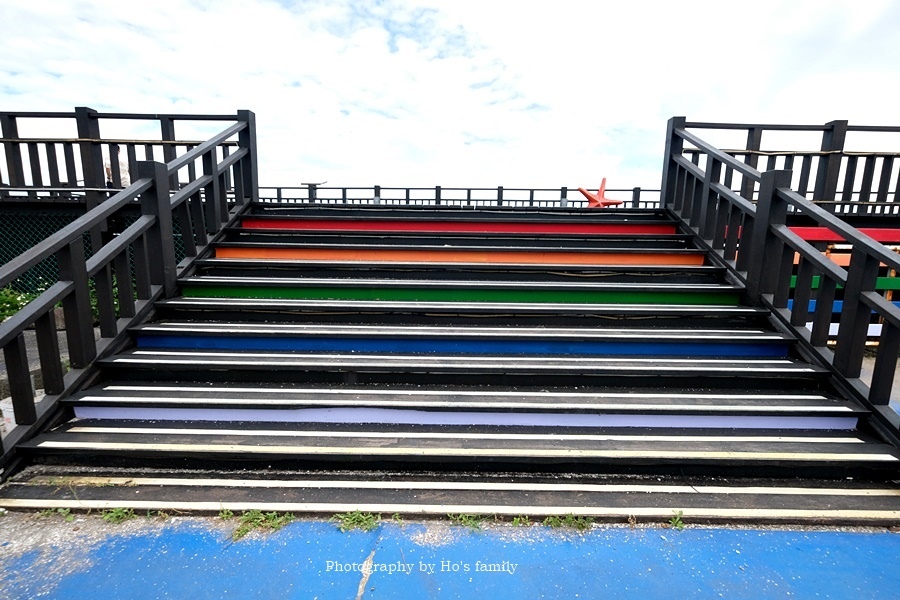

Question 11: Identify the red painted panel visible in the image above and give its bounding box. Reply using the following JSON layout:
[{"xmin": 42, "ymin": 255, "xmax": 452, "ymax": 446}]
[
  {"xmin": 790, "ymin": 227, "xmax": 900, "ymax": 244},
  {"xmin": 216, "ymin": 247, "xmax": 706, "ymax": 266},
  {"xmin": 241, "ymin": 218, "xmax": 676, "ymax": 235}
]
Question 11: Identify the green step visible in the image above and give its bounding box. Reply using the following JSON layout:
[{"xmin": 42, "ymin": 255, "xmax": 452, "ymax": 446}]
[{"xmin": 181, "ymin": 284, "xmax": 741, "ymax": 305}]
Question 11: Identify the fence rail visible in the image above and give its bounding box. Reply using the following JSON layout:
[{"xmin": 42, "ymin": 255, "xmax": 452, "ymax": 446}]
[
  {"xmin": 663, "ymin": 116, "xmax": 900, "ymax": 442},
  {"xmin": 680, "ymin": 120, "xmax": 900, "ymax": 216},
  {"xmin": 259, "ymin": 185, "xmax": 661, "ymax": 209},
  {"xmin": 0, "ymin": 109, "xmax": 243, "ymax": 204},
  {"xmin": 0, "ymin": 109, "xmax": 258, "ymax": 465}
]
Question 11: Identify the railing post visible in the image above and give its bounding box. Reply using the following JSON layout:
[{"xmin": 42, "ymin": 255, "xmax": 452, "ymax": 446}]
[
  {"xmin": 0, "ymin": 113, "xmax": 26, "ymax": 200},
  {"xmin": 833, "ymin": 249, "xmax": 880, "ymax": 377},
  {"xmin": 160, "ymin": 116, "xmax": 179, "ymax": 191},
  {"xmin": 813, "ymin": 120, "xmax": 848, "ymax": 208},
  {"xmin": 435, "ymin": 185, "xmax": 441, "ymax": 205},
  {"xmin": 559, "ymin": 187, "xmax": 568, "ymax": 208},
  {"xmin": 660, "ymin": 116, "xmax": 686, "ymax": 210},
  {"xmin": 497, "ymin": 186, "xmax": 503, "ymax": 206},
  {"xmin": 739, "ymin": 127, "xmax": 762, "ymax": 200},
  {"xmin": 631, "ymin": 187, "xmax": 641, "ymax": 208},
  {"xmin": 75, "ymin": 107, "xmax": 104, "ymax": 197},
  {"xmin": 746, "ymin": 170, "xmax": 792, "ymax": 299},
  {"xmin": 75, "ymin": 107, "xmax": 106, "ymax": 251},
  {"xmin": 237, "ymin": 110, "xmax": 259, "ymax": 204},
  {"xmin": 138, "ymin": 161, "xmax": 177, "ymax": 298}
]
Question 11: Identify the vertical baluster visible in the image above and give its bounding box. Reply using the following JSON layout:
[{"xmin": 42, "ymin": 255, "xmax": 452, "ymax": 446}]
[
  {"xmin": 132, "ymin": 237, "xmax": 152, "ymax": 300},
  {"xmin": 834, "ymin": 250, "xmax": 880, "ymax": 377},
  {"xmin": 859, "ymin": 156, "xmax": 876, "ymax": 203},
  {"xmin": 35, "ymin": 311, "xmax": 64, "ymax": 395},
  {"xmin": 57, "ymin": 240, "xmax": 96, "ymax": 368},
  {"xmin": 113, "ymin": 250, "xmax": 136, "ymax": 319},
  {"xmin": 791, "ymin": 260, "xmax": 816, "ymax": 327},
  {"xmin": 870, "ymin": 323, "xmax": 900, "ymax": 405},
  {"xmin": 876, "ymin": 156, "xmax": 893, "ymax": 204},
  {"xmin": 47, "ymin": 143, "xmax": 61, "ymax": 197},
  {"xmin": 810, "ymin": 277, "xmax": 837, "ymax": 347},
  {"xmin": 4, "ymin": 334, "xmax": 36, "ymax": 425},
  {"xmin": 202, "ymin": 150, "xmax": 221, "ymax": 233},
  {"xmin": 841, "ymin": 155, "xmax": 858, "ymax": 204}
]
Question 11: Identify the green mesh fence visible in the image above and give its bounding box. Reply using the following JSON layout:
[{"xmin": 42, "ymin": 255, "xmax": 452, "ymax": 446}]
[{"xmin": 0, "ymin": 209, "xmax": 186, "ymax": 296}]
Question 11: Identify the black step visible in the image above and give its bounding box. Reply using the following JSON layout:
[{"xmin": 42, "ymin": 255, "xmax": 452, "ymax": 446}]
[
  {"xmin": 221, "ymin": 228, "xmax": 699, "ymax": 249},
  {"xmin": 18, "ymin": 420, "xmax": 899, "ymax": 474},
  {"xmin": 7, "ymin": 467, "xmax": 900, "ymax": 524}
]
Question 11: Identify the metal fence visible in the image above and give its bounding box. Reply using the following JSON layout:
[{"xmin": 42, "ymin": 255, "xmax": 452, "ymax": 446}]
[
  {"xmin": 258, "ymin": 185, "xmax": 662, "ymax": 209},
  {"xmin": 678, "ymin": 120, "xmax": 900, "ymax": 216},
  {"xmin": 0, "ymin": 108, "xmax": 252, "ymax": 294},
  {"xmin": 662, "ymin": 116, "xmax": 900, "ymax": 445},
  {"xmin": 0, "ymin": 109, "xmax": 258, "ymax": 463}
]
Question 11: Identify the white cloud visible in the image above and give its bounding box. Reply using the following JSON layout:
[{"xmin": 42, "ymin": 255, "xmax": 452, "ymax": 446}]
[{"xmin": 1, "ymin": 0, "xmax": 898, "ymax": 192}]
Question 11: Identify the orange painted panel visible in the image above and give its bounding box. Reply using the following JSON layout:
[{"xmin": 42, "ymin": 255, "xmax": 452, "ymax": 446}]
[
  {"xmin": 792, "ymin": 252, "xmax": 886, "ymax": 267},
  {"xmin": 215, "ymin": 247, "xmax": 705, "ymax": 266}
]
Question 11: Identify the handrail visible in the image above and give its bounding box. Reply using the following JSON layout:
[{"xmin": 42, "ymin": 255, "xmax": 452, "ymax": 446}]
[
  {"xmin": 778, "ymin": 188, "xmax": 900, "ymax": 271},
  {"xmin": 0, "ymin": 111, "xmax": 238, "ymax": 120},
  {"xmin": 676, "ymin": 129, "xmax": 763, "ymax": 180},
  {"xmin": 662, "ymin": 115, "xmax": 900, "ymax": 445},
  {"xmin": 0, "ymin": 109, "xmax": 258, "ymax": 467},
  {"xmin": 167, "ymin": 122, "xmax": 246, "ymax": 174},
  {"xmin": 0, "ymin": 138, "xmax": 238, "ymax": 145}
]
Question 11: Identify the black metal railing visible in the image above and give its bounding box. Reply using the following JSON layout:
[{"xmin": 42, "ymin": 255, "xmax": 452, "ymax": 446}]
[
  {"xmin": 0, "ymin": 110, "xmax": 257, "ymax": 465},
  {"xmin": 0, "ymin": 108, "xmax": 246, "ymax": 206},
  {"xmin": 663, "ymin": 116, "xmax": 900, "ymax": 442},
  {"xmin": 678, "ymin": 120, "xmax": 900, "ymax": 216},
  {"xmin": 259, "ymin": 185, "xmax": 661, "ymax": 209}
]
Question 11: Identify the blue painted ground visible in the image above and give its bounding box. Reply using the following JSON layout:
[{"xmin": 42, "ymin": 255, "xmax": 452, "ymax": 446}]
[{"xmin": 3, "ymin": 519, "xmax": 900, "ymax": 599}]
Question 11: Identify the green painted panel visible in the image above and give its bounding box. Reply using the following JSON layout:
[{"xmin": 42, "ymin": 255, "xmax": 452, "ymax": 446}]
[
  {"xmin": 182, "ymin": 285, "xmax": 741, "ymax": 305},
  {"xmin": 790, "ymin": 275, "xmax": 900, "ymax": 291}
]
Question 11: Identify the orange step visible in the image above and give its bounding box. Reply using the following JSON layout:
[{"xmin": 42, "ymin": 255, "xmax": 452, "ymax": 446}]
[{"xmin": 214, "ymin": 247, "xmax": 706, "ymax": 266}]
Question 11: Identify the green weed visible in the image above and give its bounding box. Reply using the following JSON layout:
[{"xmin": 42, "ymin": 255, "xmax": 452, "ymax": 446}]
[
  {"xmin": 447, "ymin": 513, "xmax": 489, "ymax": 531},
  {"xmin": 233, "ymin": 510, "xmax": 295, "ymax": 540},
  {"xmin": 668, "ymin": 510, "xmax": 685, "ymax": 530},
  {"xmin": 37, "ymin": 507, "xmax": 75, "ymax": 522},
  {"xmin": 542, "ymin": 514, "xmax": 594, "ymax": 531},
  {"xmin": 332, "ymin": 510, "xmax": 381, "ymax": 532},
  {"xmin": 101, "ymin": 507, "xmax": 136, "ymax": 524}
]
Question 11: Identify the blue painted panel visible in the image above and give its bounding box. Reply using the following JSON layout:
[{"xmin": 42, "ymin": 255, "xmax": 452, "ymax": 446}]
[
  {"xmin": 6, "ymin": 521, "xmax": 900, "ymax": 599},
  {"xmin": 136, "ymin": 334, "xmax": 789, "ymax": 358},
  {"xmin": 787, "ymin": 299, "xmax": 900, "ymax": 312}
]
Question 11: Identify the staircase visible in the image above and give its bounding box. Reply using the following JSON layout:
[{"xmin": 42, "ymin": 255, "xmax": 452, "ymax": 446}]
[{"xmin": 3, "ymin": 203, "xmax": 900, "ymax": 524}]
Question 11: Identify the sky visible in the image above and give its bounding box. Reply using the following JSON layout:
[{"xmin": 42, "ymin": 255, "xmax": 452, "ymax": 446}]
[{"xmin": 1, "ymin": 0, "xmax": 899, "ymax": 192}]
